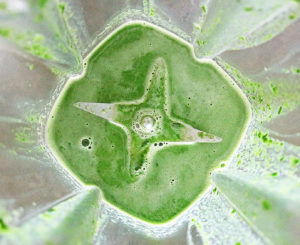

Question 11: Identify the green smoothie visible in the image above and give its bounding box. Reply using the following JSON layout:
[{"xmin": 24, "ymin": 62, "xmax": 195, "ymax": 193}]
[{"xmin": 46, "ymin": 22, "xmax": 251, "ymax": 223}]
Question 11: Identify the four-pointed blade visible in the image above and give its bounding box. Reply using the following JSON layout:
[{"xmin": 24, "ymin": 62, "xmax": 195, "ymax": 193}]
[{"xmin": 73, "ymin": 56, "xmax": 222, "ymax": 145}]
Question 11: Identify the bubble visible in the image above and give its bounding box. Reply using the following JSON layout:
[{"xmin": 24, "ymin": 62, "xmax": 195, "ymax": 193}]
[
  {"xmin": 142, "ymin": 116, "xmax": 154, "ymax": 130},
  {"xmin": 81, "ymin": 138, "xmax": 90, "ymax": 147}
]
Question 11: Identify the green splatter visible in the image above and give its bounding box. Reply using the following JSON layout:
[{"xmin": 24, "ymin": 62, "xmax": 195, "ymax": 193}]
[
  {"xmin": 149, "ymin": 8, "xmax": 155, "ymax": 16},
  {"xmin": 220, "ymin": 163, "xmax": 226, "ymax": 168},
  {"xmin": 238, "ymin": 36, "xmax": 245, "ymax": 41},
  {"xmin": 0, "ymin": 218, "xmax": 8, "ymax": 231},
  {"xmin": 4, "ymin": 32, "xmax": 54, "ymax": 60},
  {"xmin": 191, "ymin": 218, "xmax": 202, "ymax": 230},
  {"xmin": 196, "ymin": 40, "xmax": 207, "ymax": 47},
  {"xmin": 262, "ymin": 200, "xmax": 271, "ymax": 210},
  {"xmin": 221, "ymin": 60, "xmax": 300, "ymax": 122},
  {"xmin": 263, "ymin": 34, "xmax": 273, "ymax": 42},
  {"xmin": 45, "ymin": 241, "xmax": 55, "ymax": 245},
  {"xmin": 213, "ymin": 187, "xmax": 217, "ymax": 194},
  {"xmin": 35, "ymin": 13, "xmax": 44, "ymax": 22},
  {"xmin": 270, "ymin": 172, "xmax": 278, "ymax": 177},
  {"xmin": 58, "ymin": 43, "xmax": 68, "ymax": 53},
  {"xmin": 277, "ymin": 106, "xmax": 282, "ymax": 115},
  {"xmin": 15, "ymin": 127, "xmax": 34, "ymax": 144},
  {"xmin": 291, "ymin": 157, "xmax": 300, "ymax": 167},
  {"xmin": 58, "ymin": 3, "xmax": 65, "ymax": 14},
  {"xmin": 51, "ymin": 67, "xmax": 61, "ymax": 75},
  {"xmin": 289, "ymin": 14, "xmax": 295, "ymax": 20},
  {"xmin": 27, "ymin": 113, "xmax": 42, "ymax": 124},
  {"xmin": 201, "ymin": 5, "xmax": 207, "ymax": 13},
  {"xmin": 257, "ymin": 131, "xmax": 272, "ymax": 145},
  {"xmin": 19, "ymin": 34, "xmax": 53, "ymax": 59},
  {"xmin": 47, "ymin": 208, "xmax": 55, "ymax": 213},
  {"xmin": 198, "ymin": 131, "xmax": 205, "ymax": 138},
  {"xmin": 27, "ymin": 44, "xmax": 52, "ymax": 59},
  {"xmin": 244, "ymin": 7, "xmax": 253, "ymax": 12},
  {"xmin": 293, "ymin": 68, "xmax": 300, "ymax": 74},
  {"xmin": 34, "ymin": 34, "xmax": 43, "ymax": 42},
  {"xmin": 0, "ymin": 28, "xmax": 10, "ymax": 37},
  {"xmin": 27, "ymin": 63, "xmax": 35, "ymax": 71},
  {"xmin": 143, "ymin": 0, "xmax": 148, "ymax": 14},
  {"xmin": 262, "ymin": 134, "xmax": 269, "ymax": 143},
  {"xmin": 235, "ymin": 242, "xmax": 242, "ymax": 245},
  {"xmin": 42, "ymin": 213, "xmax": 52, "ymax": 219},
  {"xmin": 231, "ymin": 209, "xmax": 236, "ymax": 214},
  {"xmin": 193, "ymin": 23, "xmax": 201, "ymax": 30},
  {"xmin": 270, "ymin": 83, "xmax": 278, "ymax": 95},
  {"xmin": 0, "ymin": 2, "xmax": 7, "ymax": 10},
  {"xmin": 39, "ymin": 0, "xmax": 48, "ymax": 8}
]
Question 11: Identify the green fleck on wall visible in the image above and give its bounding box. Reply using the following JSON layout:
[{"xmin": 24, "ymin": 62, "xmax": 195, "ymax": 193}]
[
  {"xmin": 270, "ymin": 83, "xmax": 278, "ymax": 95},
  {"xmin": 244, "ymin": 7, "xmax": 253, "ymax": 11},
  {"xmin": 291, "ymin": 157, "xmax": 300, "ymax": 167},
  {"xmin": 39, "ymin": 0, "xmax": 48, "ymax": 8},
  {"xmin": 58, "ymin": 3, "xmax": 65, "ymax": 14},
  {"xmin": 14, "ymin": 127, "xmax": 34, "ymax": 144},
  {"xmin": 0, "ymin": 28, "xmax": 10, "ymax": 37},
  {"xmin": 0, "ymin": 2, "xmax": 7, "ymax": 10},
  {"xmin": 270, "ymin": 172, "xmax": 278, "ymax": 177},
  {"xmin": 262, "ymin": 200, "xmax": 271, "ymax": 210},
  {"xmin": 0, "ymin": 218, "xmax": 8, "ymax": 231}
]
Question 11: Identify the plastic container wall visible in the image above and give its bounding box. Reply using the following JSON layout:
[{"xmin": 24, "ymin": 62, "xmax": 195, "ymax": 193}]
[{"xmin": 0, "ymin": 0, "xmax": 299, "ymax": 244}]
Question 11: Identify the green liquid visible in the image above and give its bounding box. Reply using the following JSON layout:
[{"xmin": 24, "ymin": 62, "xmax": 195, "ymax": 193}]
[{"xmin": 47, "ymin": 22, "xmax": 250, "ymax": 223}]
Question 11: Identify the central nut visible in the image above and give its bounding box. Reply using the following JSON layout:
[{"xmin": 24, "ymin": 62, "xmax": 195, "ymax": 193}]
[
  {"xmin": 132, "ymin": 109, "xmax": 162, "ymax": 138},
  {"xmin": 141, "ymin": 116, "xmax": 155, "ymax": 131}
]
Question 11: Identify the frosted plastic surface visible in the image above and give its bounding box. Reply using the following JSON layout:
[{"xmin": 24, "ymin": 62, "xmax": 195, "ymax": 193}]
[{"xmin": 0, "ymin": 0, "xmax": 299, "ymax": 244}]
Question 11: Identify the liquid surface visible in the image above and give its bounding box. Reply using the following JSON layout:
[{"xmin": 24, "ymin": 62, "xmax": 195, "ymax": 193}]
[{"xmin": 47, "ymin": 22, "xmax": 250, "ymax": 223}]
